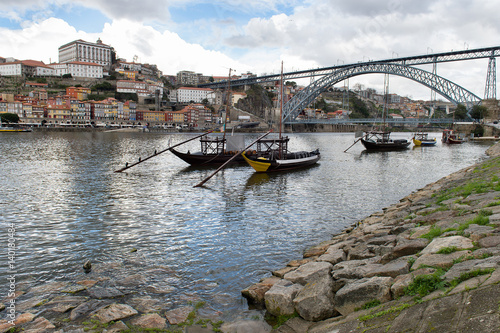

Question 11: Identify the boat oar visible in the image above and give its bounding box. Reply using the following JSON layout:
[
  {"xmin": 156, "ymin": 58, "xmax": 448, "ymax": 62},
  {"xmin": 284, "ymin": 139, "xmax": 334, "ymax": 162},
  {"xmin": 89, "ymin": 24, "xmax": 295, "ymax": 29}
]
[
  {"xmin": 344, "ymin": 138, "xmax": 362, "ymax": 153},
  {"xmin": 114, "ymin": 130, "xmax": 213, "ymax": 173},
  {"xmin": 193, "ymin": 131, "xmax": 272, "ymax": 188}
]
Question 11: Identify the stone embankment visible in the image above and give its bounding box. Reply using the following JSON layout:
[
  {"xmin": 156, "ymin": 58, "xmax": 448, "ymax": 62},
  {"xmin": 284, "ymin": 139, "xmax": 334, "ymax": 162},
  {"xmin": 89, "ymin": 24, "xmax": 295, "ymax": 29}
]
[
  {"xmin": 243, "ymin": 143, "xmax": 500, "ymax": 332},
  {"xmin": 3, "ymin": 144, "xmax": 500, "ymax": 333}
]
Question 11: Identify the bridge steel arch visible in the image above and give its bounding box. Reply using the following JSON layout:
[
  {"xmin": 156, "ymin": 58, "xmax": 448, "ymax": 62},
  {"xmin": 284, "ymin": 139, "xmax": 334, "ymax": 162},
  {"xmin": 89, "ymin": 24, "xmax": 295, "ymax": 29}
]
[{"xmin": 283, "ymin": 62, "xmax": 482, "ymax": 123}]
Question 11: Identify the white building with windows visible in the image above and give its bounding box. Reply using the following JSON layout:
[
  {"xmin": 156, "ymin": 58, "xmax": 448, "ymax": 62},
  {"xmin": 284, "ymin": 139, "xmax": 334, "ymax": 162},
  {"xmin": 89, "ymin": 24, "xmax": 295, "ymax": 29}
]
[
  {"xmin": 49, "ymin": 61, "xmax": 103, "ymax": 78},
  {"xmin": 58, "ymin": 38, "xmax": 113, "ymax": 70},
  {"xmin": 176, "ymin": 87, "xmax": 214, "ymax": 103},
  {"xmin": 0, "ymin": 60, "xmax": 55, "ymax": 77}
]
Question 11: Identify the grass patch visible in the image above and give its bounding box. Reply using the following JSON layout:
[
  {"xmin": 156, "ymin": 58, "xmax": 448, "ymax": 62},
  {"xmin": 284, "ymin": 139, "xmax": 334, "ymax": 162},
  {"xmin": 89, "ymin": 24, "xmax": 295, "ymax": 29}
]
[
  {"xmin": 485, "ymin": 200, "xmax": 500, "ymax": 207},
  {"xmin": 449, "ymin": 268, "xmax": 496, "ymax": 289},
  {"xmin": 457, "ymin": 214, "xmax": 491, "ymax": 231},
  {"xmin": 265, "ymin": 312, "xmax": 299, "ymax": 329},
  {"xmin": 404, "ymin": 270, "xmax": 448, "ymax": 297},
  {"xmin": 420, "ymin": 226, "xmax": 443, "ymax": 240},
  {"xmin": 420, "ymin": 206, "xmax": 449, "ymax": 216},
  {"xmin": 436, "ymin": 246, "xmax": 458, "ymax": 254},
  {"xmin": 361, "ymin": 299, "xmax": 382, "ymax": 310},
  {"xmin": 358, "ymin": 303, "xmax": 412, "ymax": 322}
]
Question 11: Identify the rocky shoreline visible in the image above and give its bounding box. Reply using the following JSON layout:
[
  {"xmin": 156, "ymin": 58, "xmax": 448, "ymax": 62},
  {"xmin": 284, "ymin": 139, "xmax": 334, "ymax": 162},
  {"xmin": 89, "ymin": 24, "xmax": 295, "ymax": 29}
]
[
  {"xmin": 242, "ymin": 143, "xmax": 500, "ymax": 332},
  {"xmin": 2, "ymin": 143, "xmax": 500, "ymax": 333}
]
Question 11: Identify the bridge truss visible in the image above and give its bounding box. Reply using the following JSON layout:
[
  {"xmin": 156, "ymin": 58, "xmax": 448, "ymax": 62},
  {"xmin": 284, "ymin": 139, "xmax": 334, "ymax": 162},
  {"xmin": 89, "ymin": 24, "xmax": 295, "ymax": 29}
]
[{"xmin": 282, "ymin": 63, "xmax": 482, "ymax": 123}]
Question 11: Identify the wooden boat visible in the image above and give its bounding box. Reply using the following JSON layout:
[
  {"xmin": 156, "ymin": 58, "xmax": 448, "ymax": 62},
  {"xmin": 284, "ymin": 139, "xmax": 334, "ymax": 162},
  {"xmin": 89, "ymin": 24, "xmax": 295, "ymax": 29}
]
[
  {"xmin": 242, "ymin": 145, "xmax": 320, "ymax": 173},
  {"xmin": 0, "ymin": 125, "xmax": 32, "ymax": 132},
  {"xmin": 242, "ymin": 62, "xmax": 320, "ymax": 173},
  {"xmin": 360, "ymin": 131, "xmax": 410, "ymax": 151},
  {"xmin": 442, "ymin": 129, "xmax": 464, "ymax": 144},
  {"xmin": 170, "ymin": 135, "xmax": 249, "ymax": 166},
  {"xmin": 412, "ymin": 132, "xmax": 437, "ymax": 146}
]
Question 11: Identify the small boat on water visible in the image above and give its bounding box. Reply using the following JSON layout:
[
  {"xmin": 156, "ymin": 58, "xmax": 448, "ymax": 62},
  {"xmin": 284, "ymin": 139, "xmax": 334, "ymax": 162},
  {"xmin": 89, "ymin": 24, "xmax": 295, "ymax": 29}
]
[
  {"xmin": 242, "ymin": 137, "xmax": 320, "ymax": 173},
  {"xmin": 0, "ymin": 125, "xmax": 32, "ymax": 132},
  {"xmin": 442, "ymin": 129, "xmax": 465, "ymax": 144},
  {"xmin": 412, "ymin": 132, "xmax": 437, "ymax": 146},
  {"xmin": 170, "ymin": 134, "xmax": 249, "ymax": 166},
  {"xmin": 360, "ymin": 131, "xmax": 411, "ymax": 151}
]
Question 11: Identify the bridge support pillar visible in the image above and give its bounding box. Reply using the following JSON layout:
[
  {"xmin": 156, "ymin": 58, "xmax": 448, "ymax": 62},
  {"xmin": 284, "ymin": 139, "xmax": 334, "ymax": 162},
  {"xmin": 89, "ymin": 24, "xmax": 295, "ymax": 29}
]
[{"xmin": 485, "ymin": 57, "xmax": 497, "ymax": 100}]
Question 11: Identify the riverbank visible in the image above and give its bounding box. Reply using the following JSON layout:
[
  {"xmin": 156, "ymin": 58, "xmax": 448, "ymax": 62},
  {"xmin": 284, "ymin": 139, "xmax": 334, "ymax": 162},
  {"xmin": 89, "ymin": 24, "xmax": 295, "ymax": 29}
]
[
  {"xmin": 1, "ymin": 141, "xmax": 499, "ymax": 333},
  {"xmin": 242, "ymin": 142, "xmax": 500, "ymax": 332}
]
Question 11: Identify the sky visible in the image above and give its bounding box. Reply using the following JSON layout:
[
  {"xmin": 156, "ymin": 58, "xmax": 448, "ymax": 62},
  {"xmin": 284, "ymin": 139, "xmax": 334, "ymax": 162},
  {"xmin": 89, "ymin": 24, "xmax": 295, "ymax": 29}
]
[{"xmin": 1, "ymin": 0, "xmax": 499, "ymax": 101}]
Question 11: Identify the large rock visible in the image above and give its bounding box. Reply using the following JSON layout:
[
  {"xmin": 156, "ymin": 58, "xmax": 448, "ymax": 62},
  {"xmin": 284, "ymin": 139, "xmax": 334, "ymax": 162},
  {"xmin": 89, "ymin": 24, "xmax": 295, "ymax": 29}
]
[
  {"xmin": 241, "ymin": 276, "xmax": 280, "ymax": 307},
  {"xmin": 283, "ymin": 262, "xmax": 333, "ymax": 285},
  {"xmin": 364, "ymin": 258, "xmax": 410, "ymax": 278},
  {"xmin": 264, "ymin": 279, "xmax": 303, "ymax": 316},
  {"xmin": 478, "ymin": 235, "xmax": 500, "ymax": 248},
  {"xmin": 390, "ymin": 238, "xmax": 430, "ymax": 258},
  {"xmin": 94, "ymin": 303, "xmax": 138, "ymax": 324},
  {"xmin": 165, "ymin": 306, "xmax": 194, "ymax": 325},
  {"xmin": 318, "ymin": 248, "xmax": 346, "ymax": 265},
  {"xmin": 420, "ymin": 236, "xmax": 474, "ymax": 255},
  {"xmin": 293, "ymin": 275, "xmax": 337, "ymax": 321},
  {"xmin": 412, "ymin": 251, "xmax": 471, "ymax": 270},
  {"xmin": 129, "ymin": 313, "xmax": 166, "ymax": 330},
  {"xmin": 70, "ymin": 300, "xmax": 109, "ymax": 320},
  {"xmin": 220, "ymin": 320, "xmax": 272, "ymax": 333},
  {"xmin": 334, "ymin": 277, "xmax": 393, "ymax": 316},
  {"xmin": 443, "ymin": 256, "xmax": 500, "ymax": 281},
  {"xmin": 346, "ymin": 243, "xmax": 376, "ymax": 260}
]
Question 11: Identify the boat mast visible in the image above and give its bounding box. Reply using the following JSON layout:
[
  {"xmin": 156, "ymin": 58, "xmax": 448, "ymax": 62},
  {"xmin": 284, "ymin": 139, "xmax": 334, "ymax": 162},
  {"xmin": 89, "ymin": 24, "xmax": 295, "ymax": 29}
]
[
  {"xmin": 223, "ymin": 68, "xmax": 232, "ymax": 142},
  {"xmin": 279, "ymin": 61, "xmax": 284, "ymax": 158}
]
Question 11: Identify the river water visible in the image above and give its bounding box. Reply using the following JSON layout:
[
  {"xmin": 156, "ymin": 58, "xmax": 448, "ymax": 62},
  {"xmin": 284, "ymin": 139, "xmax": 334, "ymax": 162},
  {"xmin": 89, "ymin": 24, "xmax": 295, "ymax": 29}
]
[{"xmin": 0, "ymin": 130, "xmax": 492, "ymax": 317}]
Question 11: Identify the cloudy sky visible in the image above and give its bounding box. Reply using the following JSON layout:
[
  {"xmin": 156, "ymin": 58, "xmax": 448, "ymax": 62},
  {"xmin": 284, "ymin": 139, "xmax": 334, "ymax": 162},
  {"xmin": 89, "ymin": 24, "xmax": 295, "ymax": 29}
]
[{"xmin": 1, "ymin": 0, "xmax": 499, "ymax": 100}]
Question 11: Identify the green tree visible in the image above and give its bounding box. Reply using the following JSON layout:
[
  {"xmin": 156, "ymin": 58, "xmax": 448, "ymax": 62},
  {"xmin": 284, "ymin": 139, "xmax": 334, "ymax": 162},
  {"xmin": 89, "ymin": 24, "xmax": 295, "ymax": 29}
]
[
  {"xmin": 0, "ymin": 113, "xmax": 20, "ymax": 123},
  {"xmin": 454, "ymin": 104, "xmax": 468, "ymax": 119},
  {"xmin": 470, "ymin": 105, "xmax": 488, "ymax": 120}
]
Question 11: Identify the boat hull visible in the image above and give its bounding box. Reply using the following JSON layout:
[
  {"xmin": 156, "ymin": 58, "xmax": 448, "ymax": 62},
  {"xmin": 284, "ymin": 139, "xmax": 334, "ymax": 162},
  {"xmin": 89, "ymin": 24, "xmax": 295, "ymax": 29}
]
[
  {"xmin": 170, "ymin": 148, "xmax": 246, "ymax": 166},
  {"xmin": 361, "ymin": 138, "xmax": 410, "ymax": 151},
  {"xmin": 242, "ymin": 150, "xmax": 320, "ymax": 173},
  {"xmin": 412, "ymin": 138, "xmax": 437, "ymax": 146}
]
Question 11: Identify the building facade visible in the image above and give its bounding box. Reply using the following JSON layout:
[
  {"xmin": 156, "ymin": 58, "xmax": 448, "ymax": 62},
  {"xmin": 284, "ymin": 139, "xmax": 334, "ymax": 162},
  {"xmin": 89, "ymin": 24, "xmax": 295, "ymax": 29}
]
[{"xmin": 58, "ymin": 39, "xmax": 113, "ymax": 70}]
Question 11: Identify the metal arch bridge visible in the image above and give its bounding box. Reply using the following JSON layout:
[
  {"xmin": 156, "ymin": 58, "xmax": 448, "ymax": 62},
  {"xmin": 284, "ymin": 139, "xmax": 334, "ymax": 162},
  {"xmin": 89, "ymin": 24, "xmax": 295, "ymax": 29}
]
[
  {"xmin": 198, "ymin": 45, "xmax": 499, "ymax": 123},
  {"xmin": 282, "ymin": 62, "xmax": 482, "ymax": 123}
]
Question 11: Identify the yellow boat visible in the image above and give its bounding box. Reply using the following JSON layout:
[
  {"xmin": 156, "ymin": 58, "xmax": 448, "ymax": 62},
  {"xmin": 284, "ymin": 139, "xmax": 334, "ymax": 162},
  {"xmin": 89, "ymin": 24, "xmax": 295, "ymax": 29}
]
[
  {"xmin": 412, "ymin": 132, "xmax": 437, "ymax": 146},
  {"xmin": 242, "ymin": 149, "xmax": 320, "ymax": 173}
]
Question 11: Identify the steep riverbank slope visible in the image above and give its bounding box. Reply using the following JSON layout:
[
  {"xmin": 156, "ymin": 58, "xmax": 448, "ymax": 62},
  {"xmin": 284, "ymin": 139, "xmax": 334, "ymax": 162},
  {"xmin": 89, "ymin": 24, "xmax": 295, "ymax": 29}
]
[{"xmin": 242, "ymin": 143, "xmax": 500, "ymax": 332}]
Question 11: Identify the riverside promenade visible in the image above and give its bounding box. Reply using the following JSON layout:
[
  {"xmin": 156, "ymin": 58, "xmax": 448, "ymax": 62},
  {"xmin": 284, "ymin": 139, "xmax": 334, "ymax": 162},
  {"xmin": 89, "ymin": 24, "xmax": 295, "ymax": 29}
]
[
  {"xmin": 2, "ymin": 143, "xmax": 500, "ymax": 333},
  {"xmin": 242, "ymin": 142, "xmax": 500, "ymax": 333}
]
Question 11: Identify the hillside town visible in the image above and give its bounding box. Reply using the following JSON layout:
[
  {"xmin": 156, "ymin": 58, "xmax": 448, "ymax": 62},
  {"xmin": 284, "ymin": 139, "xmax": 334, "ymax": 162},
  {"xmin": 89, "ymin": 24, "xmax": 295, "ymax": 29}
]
[{"xmin": 0, "ymin": 38, "xmax": 459, "ymax": 129}]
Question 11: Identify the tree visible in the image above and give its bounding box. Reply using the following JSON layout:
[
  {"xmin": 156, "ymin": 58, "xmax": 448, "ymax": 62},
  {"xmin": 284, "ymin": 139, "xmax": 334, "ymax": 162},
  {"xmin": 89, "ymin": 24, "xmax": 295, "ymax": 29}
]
[
  {"xmin": 470, "ymin": 105, "xmax": 488, "ymax": 120},
  {"xmin": 0, "ymin": 113, "xmax": 20, "ymax": 123},
  {"xmin": 62, "ymin": 73, "xmax": 72, "ymax": 79},
  {"xmin": 453, "ymin": 104, "xmax": 468, "ymax": 120}
]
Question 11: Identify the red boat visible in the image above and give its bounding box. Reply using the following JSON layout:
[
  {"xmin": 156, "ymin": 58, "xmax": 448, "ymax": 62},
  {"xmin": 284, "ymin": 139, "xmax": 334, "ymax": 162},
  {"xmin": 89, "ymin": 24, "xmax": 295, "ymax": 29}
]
[{"xmin": 442, "ymin": 129, "xmax": 464, "ymax": 144}]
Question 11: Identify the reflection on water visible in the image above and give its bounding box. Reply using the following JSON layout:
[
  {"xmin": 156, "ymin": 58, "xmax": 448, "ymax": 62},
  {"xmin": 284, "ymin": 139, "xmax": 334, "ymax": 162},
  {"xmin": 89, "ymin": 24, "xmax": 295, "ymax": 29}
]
[{"xmin": 0, "ymin": 131, "xmax": 491, "ymax": 316}]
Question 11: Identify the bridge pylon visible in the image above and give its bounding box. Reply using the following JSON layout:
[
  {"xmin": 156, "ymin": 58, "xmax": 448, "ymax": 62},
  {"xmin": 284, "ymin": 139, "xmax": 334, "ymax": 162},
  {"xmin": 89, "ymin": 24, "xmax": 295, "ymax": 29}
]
[{"xmin": 485, "ymin": 57, "xmax": 497, "ymax": 100}]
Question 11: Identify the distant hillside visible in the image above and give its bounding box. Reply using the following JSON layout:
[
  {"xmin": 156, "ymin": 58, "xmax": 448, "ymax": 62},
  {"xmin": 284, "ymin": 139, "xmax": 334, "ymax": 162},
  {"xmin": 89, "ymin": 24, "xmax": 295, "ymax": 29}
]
[{"xmin": 235, "ymin": 85, "xmax": 274, "ymax": 120}]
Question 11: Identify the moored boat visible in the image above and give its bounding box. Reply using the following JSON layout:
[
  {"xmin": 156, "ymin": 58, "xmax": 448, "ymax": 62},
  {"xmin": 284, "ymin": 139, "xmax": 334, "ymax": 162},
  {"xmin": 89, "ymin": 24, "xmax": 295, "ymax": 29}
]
[
  {"xmin": 360, "ymin": 131, "xmax": 410, "ymax": 151},
  {"xmin": 442, "ymin": 129, "xmax": 465, "ymax": 144},
  {"xmin": 170, "ymin": 135, "xmax": 248, "ymax": 166},
  {"xmin": 0, "ymin": 126, "xmax": 32, "ymax": 132},
  {"xmin": 242, "ymin": 146, "xmax": 320, "ymax": 173},
  {"xmin": 412, "ymin": 132, "xmax": 437, "ymax": 146}
]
